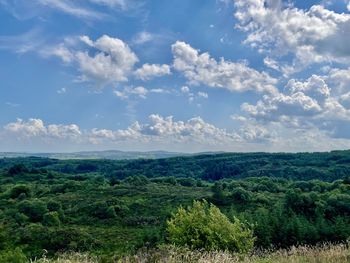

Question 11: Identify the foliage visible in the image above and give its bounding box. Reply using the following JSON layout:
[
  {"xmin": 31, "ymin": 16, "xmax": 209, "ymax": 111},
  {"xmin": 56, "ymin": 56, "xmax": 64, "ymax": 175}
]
[
  {"xmin": 31, "ymin": 243, "xmax": 350, "ymax": 263},
  {"xmin": 0, "ymin": 248, "xmax": 27, "ymax": 263},
  {"xmin": 0, "ymin": 154, "xmax": 349, "ymax": 260},
  {"xmin": 167, "ymin": 200, "xmax": 255, "ymax": 252}
]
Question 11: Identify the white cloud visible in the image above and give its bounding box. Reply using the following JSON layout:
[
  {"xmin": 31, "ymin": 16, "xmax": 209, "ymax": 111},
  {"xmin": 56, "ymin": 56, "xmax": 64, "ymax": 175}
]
[
  {"xmin": 134, "ymin": 63, "xmax": 171, "ymax": 81},
  {"xmin": 5, "ymin": 102, "xmax": 20, "ymax": 107},
  {"xmin": 327, "ymin": 67, "xmax": 350, "ymax": 95},
  {"xmin": 238, "ymin": 123, "xmax": 272, "ymax": 143},
  {"xmin": 241, "ymin": 74, "xmax": 350, "ymax": 138},
  {"xmin": 340, "ymin": 92, "xmax": 350, "ymax": 109},
  {"xmin": 0, "ymin": 28, "xmax": 44, "ymax": 54},
  {"xmin": 149, "ymin": 88, "xmax": 167, "ymax": 94},
  {"xmin": 4, "ymin": 118, "xmax": 81, "ymax": 139},
  {"xmin": 179, "ymin": 86, "xmax": 209, "ymax": 102},
  {"xmin": 263, "ymin": 57, "xmax": 280, "ymax": 71},
  {"xmin": 46, "ymin": 35, "xmax": 138, "ymax": 87},
  {"xmin": 45, "ymin": 35, "xmax": 173, "ymax": 88},
  {"xmin": 197, "ymin": 92, "xmax": 208, "ymax": 99},
  {"xmin": 4, "ymin": 118, "xmax": 46, "ymax": 137},
  {"xmin": 56, "ymin": 87, "xmax": 67, "ymax": 94},
  {"xmin": 0, "ymin": 0, "xmax": 134, "ymax": 20},
  {"xmin": 234, "ymin": 0, "xmax": 350, "ymax": 73},
  {"xmin": 172, "ymin": 41, "xmax": 278, "ymax": 94},
  {"xmin": 79, "ymin": 35, "xmax": 138, "ymax": 82},
  {"xmin": 90, "ymin": 114, "xmax": 241, "ymax": 144},
  {"xmin": 113, "ymin": 86, "xmax": 168, "ymax": 99},
  {"xmin": 37, "ymin": 0, "xmax": 104, "ymax": 19},
  {"xmin": 114, "ymin": 86, "xmax": 148, "ymax": 99},
  {"xmin": 88, "ymin": 0, "xmax": 127, "ymax": 9},
  {"xmin": 132, "ymin": 31, "xmax": 153, "ymax": 45},
  {"xmin": 2, "ymin": 116, "xmax": 244, "ymax": 149},
  {"xmin": 4, "ymin": 115, "xmax": 350, "ymax": 152},
  {"xmin": 181, "ymin": 86, "xmax": 190, "ymax": 93},
  {"xmin": 43, "ymin": 44, "xmax": 74, "ymax": 63},
  {"xmin": 47, "ymin": 124, "xmax": 81, "ymax": 139}
]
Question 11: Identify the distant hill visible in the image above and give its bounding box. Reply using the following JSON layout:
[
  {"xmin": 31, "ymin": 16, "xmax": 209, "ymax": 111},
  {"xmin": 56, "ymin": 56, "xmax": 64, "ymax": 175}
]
[{"xmin": 0, "ymin": 150, "xmax": 191, "ymax": 160}]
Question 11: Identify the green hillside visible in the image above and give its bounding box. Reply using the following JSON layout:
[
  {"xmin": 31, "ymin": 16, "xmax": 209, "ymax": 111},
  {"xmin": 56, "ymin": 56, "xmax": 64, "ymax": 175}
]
[{"xmin": 0, "ymin": 152, "xmax": 349, "ymax": 262}]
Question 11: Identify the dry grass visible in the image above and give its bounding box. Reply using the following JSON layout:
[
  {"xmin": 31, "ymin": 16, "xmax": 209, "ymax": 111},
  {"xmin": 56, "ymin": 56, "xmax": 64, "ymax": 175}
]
[
  {"xmin": 32, "ymin": 243, "xmax": 350, "ymax": 263},
  {"xmin": 119, "ymin": 243, "xmax": 350, "ymax": 263},
  {"xmin": 31, "ymin": 252, "xmax": 99, "ymax": 263}
]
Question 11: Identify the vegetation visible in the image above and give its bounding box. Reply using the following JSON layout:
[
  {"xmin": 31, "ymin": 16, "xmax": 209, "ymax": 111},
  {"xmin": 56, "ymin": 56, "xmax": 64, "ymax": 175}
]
[
  {"xmin": 32, "ymin": 244, "xmax": 350, "ymax": 263},
  {"xmin": 0, "ymin": 151, "xmax": 349, "ymax": 261},
  {"xmin": 167, "ymin": 200, "xmax": 255, "ymax": 252}
]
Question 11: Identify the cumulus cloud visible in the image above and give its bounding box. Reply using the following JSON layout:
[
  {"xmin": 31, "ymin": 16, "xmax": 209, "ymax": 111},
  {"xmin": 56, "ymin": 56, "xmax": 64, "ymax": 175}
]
[
  {"xmin": 1, "ymin": 116, "xmax": 247, "ymax": 149},
  {"xmin": 114, "ymin": 86, "xmax": 148, "ymax": 99},
  {"xmin": 134, "ymin": 63, "xmax": 171, "ymax": 81},
  {"xmin": 172, "ymin": 41, "xmax": 278, "ymax": 94},
  {"xmin": 90, "ymin": 114, "xmax": 241, "ymax": 144},
  {"xmin": 241, "ymin": 74, "xmax": 350, "ymax": 138},
  {"xmin": 45, "ymin": 35, "xmax": 139, "ymax": 87},
  {"xmin": 179, "ymin": 86, "xmax": 208, "ymax": 103},
  {"xmin": 238, "ymin": 123, "xmax": 272, "ymax": 143},
  {"xmin": 4, "ymin": 118, "xmax": 81, "ymax": 139},
  {"xmin": 327, "ymin": 67, "xmax": 350, "ymax": 95},
  {"xmin": 4, "ymin": 115, "xmax": 350, "ymax": 152},
  {"xmin": 77, "ymin": 35, "xmax": 138, "ymax": 84},
  {"xmin": 234, "ymin": 0, "xmax": 350, "ymax": 73},
  {"xmin": 44, "ymin": 35, "xmax": 174, "ymax": 88}
]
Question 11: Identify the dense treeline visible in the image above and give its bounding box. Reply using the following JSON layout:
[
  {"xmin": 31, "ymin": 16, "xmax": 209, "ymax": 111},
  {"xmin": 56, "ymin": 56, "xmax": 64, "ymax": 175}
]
[
  {"xmin": 0, "ymin": 153, "xmax": 349, "ymax": 261},
  {"xmin": 2, "ymin": 150, "xmax": 350, "ymax": 181}
]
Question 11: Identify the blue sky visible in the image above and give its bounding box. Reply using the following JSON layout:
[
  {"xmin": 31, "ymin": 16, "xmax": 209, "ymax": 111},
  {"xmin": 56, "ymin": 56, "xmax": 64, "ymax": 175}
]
[{"xmin": 1, "ymin": 0, "xmax": 350, "ymax": 152}]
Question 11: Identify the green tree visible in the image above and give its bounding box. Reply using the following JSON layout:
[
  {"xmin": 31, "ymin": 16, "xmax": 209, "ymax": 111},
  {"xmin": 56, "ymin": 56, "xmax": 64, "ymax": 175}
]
[
  {"xmin": 18, "ymin": 200, "xmax": 48, "ymax": 222},
  {"xmin": 9, "ymin": 185, "xmax": 31, "ymax": 199},
  {"xmin": 43, "ymin": 212, "xmax": 61, "ymax": 226},
  {"xmin": 166, "ymin": 200, "xmax": 255, "ymax": 253}
]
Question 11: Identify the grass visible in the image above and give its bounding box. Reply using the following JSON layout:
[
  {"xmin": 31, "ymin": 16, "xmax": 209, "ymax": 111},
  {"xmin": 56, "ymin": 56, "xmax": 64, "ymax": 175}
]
[{"xmin": 32, "ymin": 243, "xmax": 350, "ymax": 263}]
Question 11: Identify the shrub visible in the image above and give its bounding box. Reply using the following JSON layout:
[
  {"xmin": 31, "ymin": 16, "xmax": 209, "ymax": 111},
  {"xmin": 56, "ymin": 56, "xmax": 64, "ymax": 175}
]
[
  {"xmin": 166, "ymin": 200, "xmax": 255, "ymax": 253},
  {"xmin": 124, "ymin": 175, "xmax": 149, "ymax": 186},
  {"xmin": 18, "ymin": 200, "xmax": 48, "ymax": 222},
  {"xmin": 43, "ymin": 212, "xmax": 61, "ymax": 227},
  {"xmin": 47, "ymin": 200, "xmax": 62, "ymax": 212},
  {"xmin": 0, "ymin": 248, "xmax": 27, "ymax": 263},
  {"xmin": 90, "ymin": 202, "xmax": 116, "ymax": 219},
  {"xmin": 9, "ymin": 185, "xmax": 31, "ymax": 199}
]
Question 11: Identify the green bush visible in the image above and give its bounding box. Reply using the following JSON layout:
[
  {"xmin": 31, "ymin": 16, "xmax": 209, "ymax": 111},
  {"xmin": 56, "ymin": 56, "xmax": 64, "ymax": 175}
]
[
  {"xmin": 166, "ymin": 200, "xmax": 255, "ymax": 253},
  {"xmin": 0, "ymin": 248, "xmax": 27, "ymax": 263},
  {"xmin": 9, "ymin": 185, "xmax": 31, "ymax": 199},
  {"xmin": 18, "ymin": 200, "xmax": 48, "ymax": 222},
  {"xmin": 43, "ymin": 212, "xmax": 61, "ymax": 227},
  {"xmin": 47, "ymin": 200, "xmax": 62, "ymax": 212}
]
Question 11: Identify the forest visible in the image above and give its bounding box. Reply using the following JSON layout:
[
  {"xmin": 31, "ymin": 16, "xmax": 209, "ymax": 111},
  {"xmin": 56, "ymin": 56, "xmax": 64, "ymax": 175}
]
[{"xmin": 0, "ymin": 151, "xmax": 349, "ymax": 262}]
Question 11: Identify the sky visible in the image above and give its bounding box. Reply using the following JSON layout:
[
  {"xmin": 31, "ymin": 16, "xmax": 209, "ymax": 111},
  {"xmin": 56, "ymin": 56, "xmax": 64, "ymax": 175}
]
[{"xmin": 1, "ymin": 0, "xmax": 350, "ymax": 153}]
